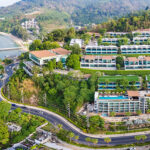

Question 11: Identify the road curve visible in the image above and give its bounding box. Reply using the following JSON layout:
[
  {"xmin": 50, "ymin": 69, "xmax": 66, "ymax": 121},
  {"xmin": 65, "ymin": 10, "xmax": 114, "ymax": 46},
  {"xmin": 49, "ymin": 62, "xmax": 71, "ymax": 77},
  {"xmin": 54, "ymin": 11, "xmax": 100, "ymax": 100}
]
[{"xmin": 0, "ymin": 63, "xmax": 150, "ymax": 146}]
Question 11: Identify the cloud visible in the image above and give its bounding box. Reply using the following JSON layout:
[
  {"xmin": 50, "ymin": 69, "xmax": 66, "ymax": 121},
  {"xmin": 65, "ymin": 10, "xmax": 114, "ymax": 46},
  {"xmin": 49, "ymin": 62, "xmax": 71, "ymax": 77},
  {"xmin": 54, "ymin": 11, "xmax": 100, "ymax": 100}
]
[{"xmin": 0, "ymin": 0, "xmax": 21, "ymax": 7}]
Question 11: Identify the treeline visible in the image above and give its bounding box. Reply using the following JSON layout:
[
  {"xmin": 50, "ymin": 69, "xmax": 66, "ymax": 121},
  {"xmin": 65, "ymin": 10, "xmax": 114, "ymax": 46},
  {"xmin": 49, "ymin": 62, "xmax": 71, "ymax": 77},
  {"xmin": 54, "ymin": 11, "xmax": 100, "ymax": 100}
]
[
  {"xmin": 0, "ymin": 18, "xmax": 28, "ymax": 41},
  {"xmin": 95, "ymin": 10, "xmax": 150, "ymax": 32}
]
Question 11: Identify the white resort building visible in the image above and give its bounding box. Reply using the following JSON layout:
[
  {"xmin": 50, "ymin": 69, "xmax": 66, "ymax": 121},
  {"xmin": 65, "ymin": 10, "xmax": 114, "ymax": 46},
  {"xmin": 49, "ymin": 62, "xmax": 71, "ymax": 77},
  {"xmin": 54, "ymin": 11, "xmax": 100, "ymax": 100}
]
[
  {"xmin": 105, "ymin": 32, "xmax": 128, "ymax": 37},
  {"xmin": 133, "ymin": 37, "xmax": 150, "ymax": 44},
  {"xmin": 80, "ymin": 55, "xmax": 116, "ymax": 70},
  {"xmin": 29, "ymin": 48, "xmax": 71, "ymax": 66},
  {"xmin": 70, "ymin": 39, "xmax": 84, "ymax": 48},
  {"xmin": 132, "ymin": 29, "xmax": 150, "ymax": 37},
  {"xmin": 121, "ymin": 45, "xmax": 150, "ymax": 54},
  {"xmin": 85, "ymin": 45, "xmax": 118, "ymax": 54},
  {"xmin": 124, "ymin": 56, "xmax": 150, "ymax": 70}
]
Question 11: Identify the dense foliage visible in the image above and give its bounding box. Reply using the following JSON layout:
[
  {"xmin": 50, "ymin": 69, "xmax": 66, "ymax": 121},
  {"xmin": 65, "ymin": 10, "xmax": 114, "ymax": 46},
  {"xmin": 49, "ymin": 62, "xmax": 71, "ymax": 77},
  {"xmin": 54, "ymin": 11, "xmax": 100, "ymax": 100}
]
[
  {"xmin": 0, "ymin": 0, "xmax": 150, "ymax": 25},
  {"xmin": 96, "ymin": 10, "xmax": 150, "ymax": 32},
  {"xmin": 0, "ymin": 101, "xmax": 46, "ymax": 149}
]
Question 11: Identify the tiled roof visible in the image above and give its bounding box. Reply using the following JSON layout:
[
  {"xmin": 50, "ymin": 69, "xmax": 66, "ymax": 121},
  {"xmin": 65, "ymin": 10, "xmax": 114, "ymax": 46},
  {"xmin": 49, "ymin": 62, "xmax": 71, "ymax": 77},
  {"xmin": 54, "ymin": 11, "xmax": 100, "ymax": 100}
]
[
  {"xmin": 127, "ymin": 91, "xmax": 139, "ymax": 97},
  {"xmin": 82, "ymin": 55, "xmax": 115, "ymax": 60},
  {"xmin": 82, "ymin": 55, "xmax": 96, "ymax": 60},
  {"xmin": 126, "ymin": 57, "xmax": 138, "ymax": 62},
  {"xmin": 135, "ymin": 29, "xmax": 150, "ymax": 32},
  {"xmin": 51, "ymin": 48, "xmax": 71, "ymax": 55},
  {"xmin": 101, "ymin": 56, "xmax": 114, "ymax": 60},
  {"xmin": 144, "ymin": 57, "xmax": 150, "ymax": 61},
  {"xmin": 30, "ymin": 50, "xmax": 56, "ymax": 58}
]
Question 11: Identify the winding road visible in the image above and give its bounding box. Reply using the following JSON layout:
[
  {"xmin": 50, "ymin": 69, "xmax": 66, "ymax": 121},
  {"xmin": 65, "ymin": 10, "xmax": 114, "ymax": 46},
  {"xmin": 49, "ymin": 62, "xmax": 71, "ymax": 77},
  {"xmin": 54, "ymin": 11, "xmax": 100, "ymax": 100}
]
[{"xmin": 0, "ymin": 63, "xmax": 150, "ymax": 147}]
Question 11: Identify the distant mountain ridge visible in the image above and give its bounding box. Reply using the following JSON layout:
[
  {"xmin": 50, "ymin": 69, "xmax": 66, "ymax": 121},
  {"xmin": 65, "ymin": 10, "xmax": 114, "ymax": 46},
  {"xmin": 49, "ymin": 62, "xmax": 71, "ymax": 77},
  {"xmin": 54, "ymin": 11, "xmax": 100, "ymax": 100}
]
[{"xmin": 0, "ymin": 0, "xmax": 150, "ymax": 24}]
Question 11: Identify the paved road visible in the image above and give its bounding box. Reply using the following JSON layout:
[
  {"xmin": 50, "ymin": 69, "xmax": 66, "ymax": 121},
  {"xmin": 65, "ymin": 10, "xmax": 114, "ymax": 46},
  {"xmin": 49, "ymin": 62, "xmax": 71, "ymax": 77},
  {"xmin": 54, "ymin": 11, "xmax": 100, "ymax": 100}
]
[{"xmin": 1, "ymin": 63, "xmax": 150, "ymax": 147}]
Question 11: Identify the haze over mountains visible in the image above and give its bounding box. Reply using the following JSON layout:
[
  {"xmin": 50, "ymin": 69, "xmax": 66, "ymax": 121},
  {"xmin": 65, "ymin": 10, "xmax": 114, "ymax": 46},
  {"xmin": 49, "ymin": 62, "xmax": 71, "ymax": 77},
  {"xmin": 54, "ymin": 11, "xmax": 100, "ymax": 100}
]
[{"xmin": 0, "ymin": 0, "xmax": 150, "ymax": 25}]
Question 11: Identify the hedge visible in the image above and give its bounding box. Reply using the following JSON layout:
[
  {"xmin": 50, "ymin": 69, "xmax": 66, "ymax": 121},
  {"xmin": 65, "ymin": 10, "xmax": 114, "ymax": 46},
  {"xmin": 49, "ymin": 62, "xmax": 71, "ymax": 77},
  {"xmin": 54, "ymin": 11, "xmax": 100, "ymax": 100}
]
[{"xmin": 80, "ymin": 68, "xmax": 150, "ymax": 76}]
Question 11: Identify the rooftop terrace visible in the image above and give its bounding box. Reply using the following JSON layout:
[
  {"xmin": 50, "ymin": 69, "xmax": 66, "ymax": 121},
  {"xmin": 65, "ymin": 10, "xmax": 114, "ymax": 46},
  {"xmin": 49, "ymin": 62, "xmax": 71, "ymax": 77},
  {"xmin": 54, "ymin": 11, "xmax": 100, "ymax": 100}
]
[{"xmin": 99, "ymin": 75, "xmax": 140, "ymax": 83}]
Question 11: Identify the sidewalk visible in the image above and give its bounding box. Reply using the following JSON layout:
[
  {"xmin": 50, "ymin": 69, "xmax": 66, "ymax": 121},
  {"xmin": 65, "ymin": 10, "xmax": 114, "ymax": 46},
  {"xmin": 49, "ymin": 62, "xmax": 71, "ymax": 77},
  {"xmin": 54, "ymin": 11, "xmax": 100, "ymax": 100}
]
[{"xmin": 1, "ymin": 88, "xmax": 150, "ymax": 138}]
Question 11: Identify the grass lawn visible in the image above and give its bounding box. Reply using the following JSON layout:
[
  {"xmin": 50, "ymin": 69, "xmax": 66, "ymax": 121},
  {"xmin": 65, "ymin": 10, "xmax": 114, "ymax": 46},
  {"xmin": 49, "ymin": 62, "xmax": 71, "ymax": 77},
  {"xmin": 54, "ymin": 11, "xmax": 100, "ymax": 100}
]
[{"xmin": 99, "ymin": 75, "xmax": 140, "ymax": 82}]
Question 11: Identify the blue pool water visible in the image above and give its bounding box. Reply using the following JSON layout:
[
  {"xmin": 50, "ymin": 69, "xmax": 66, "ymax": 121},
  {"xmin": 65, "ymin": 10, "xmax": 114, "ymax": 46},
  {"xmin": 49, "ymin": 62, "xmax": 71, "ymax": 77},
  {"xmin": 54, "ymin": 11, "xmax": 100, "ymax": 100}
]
[{"xmin": 99, "ymin": 96, "xmax": 128, "ymax": 100}]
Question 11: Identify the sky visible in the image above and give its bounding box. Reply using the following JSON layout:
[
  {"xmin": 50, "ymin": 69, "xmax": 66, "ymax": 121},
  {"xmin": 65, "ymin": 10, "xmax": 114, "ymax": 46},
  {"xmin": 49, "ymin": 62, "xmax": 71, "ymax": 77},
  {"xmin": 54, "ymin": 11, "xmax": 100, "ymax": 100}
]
[{"xmin": 0, "ymin": 0, "xmax": 21, "ymax": 7}]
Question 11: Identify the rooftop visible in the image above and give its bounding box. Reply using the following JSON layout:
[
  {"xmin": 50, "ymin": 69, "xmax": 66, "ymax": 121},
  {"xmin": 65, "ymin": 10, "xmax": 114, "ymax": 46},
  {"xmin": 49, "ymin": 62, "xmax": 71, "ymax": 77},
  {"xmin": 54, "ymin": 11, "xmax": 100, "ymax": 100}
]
[
  {"xmin": 30, "ymin": 50, "xmax": 56, "ymax": 58},
  {"xmin": 51, "ymin": 48, "xmax": 71, "ymax": 55},
  {"xmin": 99, "ymin": 75, "xmax": 140, "ymax": 82},
  {"xmin": 125, "ymin": 57, "xmax": 138, "ymax": 62},
  {"xmin": 82, "ymin": 55, "xmax": 116, "ymax": 60},
  {"xmin": 127, "ymin": 91, "xmax": 139, "ymax": 97}
]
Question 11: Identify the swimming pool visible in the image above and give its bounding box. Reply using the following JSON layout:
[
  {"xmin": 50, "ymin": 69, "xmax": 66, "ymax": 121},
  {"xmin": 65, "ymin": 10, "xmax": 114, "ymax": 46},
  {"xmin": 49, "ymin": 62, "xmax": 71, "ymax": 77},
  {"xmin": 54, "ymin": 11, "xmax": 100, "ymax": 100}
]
[{"xmin": 99, "ymin": 96, "xmax": 129, "ymax": 100}]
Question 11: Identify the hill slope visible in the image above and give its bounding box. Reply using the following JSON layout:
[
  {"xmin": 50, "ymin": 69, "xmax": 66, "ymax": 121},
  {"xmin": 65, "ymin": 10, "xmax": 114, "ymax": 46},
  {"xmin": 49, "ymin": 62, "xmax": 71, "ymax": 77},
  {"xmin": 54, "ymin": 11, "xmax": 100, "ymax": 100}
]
[{"xmin": 0, "ymin": 0, "xmax": 150, "ymax": 25}]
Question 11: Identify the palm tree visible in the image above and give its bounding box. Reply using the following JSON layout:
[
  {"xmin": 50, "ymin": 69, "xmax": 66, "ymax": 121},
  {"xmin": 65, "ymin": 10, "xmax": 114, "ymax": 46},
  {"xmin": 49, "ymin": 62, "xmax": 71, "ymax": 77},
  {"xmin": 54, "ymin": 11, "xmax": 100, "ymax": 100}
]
[
  {"xmin": 74, "ymin": 135, "xmax": 79, "ymax": 143},
  {"xmin": 134, "ymin": 135, "xmax": 141, "ymax": 143},
  {"xmin": 141, "ymin": 135, "xmax": 147, "ymax": 143},
  {"xmin": 104, "ymin": 137, "xmax": 111, "ymax": 145},
  {"xmin": 92, "ymin": 138, "xmax": 98, "ymax": 145},
  {"xmin": 68, "ymin": 132, "xmax": 74, "ymax": 142},
  {"xmin": 57, "ymin": 124, "xmax": 63, "ymax": 131}
]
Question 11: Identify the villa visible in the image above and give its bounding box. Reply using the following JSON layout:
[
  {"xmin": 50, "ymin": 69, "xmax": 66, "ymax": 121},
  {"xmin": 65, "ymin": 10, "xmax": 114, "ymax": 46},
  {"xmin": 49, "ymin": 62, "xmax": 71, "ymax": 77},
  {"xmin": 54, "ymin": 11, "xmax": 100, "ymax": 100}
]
[
  {"xmin": 102, "ymin": 38, "xmax": 130, "ymax": 45},
  {"xmin": 105, "ymin": 32, "xmax": 128, "ymax": 37},
  {"xmin": 29, "ymin": 48, "xmax": 71, "ymax": 66},
  {"xmin": 121, "ymin": 45, "xmax": 150, "ymax": 54},
  {"xmin": 70, "ymin": 39, "xmax": 84, "ymax": 48},
  {"xmin": 85, "ymin": 45, "xmax": 118, "ymax": 54},
  {"xmin": 94, "ymin": 91, "xmax": 146, "ymax": 115},
  {"xmin": 80, "ymin": 55, "xmax": 116, "ymax": 70},
  {"xmin": 133, "ymin": 37, "xmax": 150, "ymax": 44},
  {"xmin": 132, "ymin": 29, "xmax": 150, "ymax": 37},
  {"xmin": 124, "ymin": 56, "xmax": 150, "ymax": 70},
  {"xmin": 98, "ymin": 75, "xmax": 141, "ymax": 90}
]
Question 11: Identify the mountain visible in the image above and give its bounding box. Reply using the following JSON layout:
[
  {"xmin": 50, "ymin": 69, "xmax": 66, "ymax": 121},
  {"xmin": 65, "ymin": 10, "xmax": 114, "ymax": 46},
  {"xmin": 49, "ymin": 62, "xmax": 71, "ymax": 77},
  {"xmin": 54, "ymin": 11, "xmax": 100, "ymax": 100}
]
[{"xmin": 0, "ymin": 0, "xmax": 150, "ymax": 25}]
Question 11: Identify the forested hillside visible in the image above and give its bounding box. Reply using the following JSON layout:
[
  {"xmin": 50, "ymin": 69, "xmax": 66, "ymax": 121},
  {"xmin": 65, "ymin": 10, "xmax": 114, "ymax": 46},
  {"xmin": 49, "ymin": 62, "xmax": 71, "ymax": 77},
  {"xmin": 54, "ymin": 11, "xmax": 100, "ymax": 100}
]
[
  {"xmin": 0, "ymin": 0, "xmax": 150, "ymax": 25},
  {"xmin": 95, "ymin": 10, "xmax": 150, "ymax": 32}
]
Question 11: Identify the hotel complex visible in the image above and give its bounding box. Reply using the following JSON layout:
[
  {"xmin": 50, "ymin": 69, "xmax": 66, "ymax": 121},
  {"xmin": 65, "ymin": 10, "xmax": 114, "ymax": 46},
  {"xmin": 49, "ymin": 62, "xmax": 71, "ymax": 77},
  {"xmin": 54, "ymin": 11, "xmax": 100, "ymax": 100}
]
[
  {"xmin": 29, "ymin": 48, "xmax": 71, "ymax": 66},
  {"xmin": 133, "ymin": 37, "xmax": 150, "ymax": 44},
  {"xmin": 121, "ymin": 45, "xmax": 150, "ymax": 54},
  {"xmin": 124, "ymin": 56, "xmax": 150, "ymax": 70},
  {"xmin": 94, "ymin": 91, "xmax": 146, "ymax": 115},
  {"xmin": 132, "ymin": 29, "xmax": 150, "ymax": 37},
  {"xmin": 98, "ymin": 75, "xmax": 141, "ymax": 90},
  {"xmin": 23, "ymin": 48, "xmax": 71, "ymax": 76},
  {"xmin": 85, "ymin": 45, "xmax": 118, "ymax": 54},
  {"xmin": 80, "ymin": 55, "xmax": 116, "ymax": 70},
  {"xmin": 105, "ymin": 32, "xmax": 128, "ymax": 37}
]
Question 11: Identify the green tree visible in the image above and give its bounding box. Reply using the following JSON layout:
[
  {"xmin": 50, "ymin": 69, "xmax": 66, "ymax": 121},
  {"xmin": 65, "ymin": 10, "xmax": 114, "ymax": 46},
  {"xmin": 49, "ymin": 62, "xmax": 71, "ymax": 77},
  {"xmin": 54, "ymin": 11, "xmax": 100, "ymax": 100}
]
[
  {"xmin": 0, "ymin": 120, "xmax": 9, "ymax": 144},
  {"xmin": 89, "ymin": 115, "xmax": 104, "ymax": 129},
  {"xmin": 29, "ymin": 39, "xmax": 42, "ymax": 51},
  {"xmin": 110, "ymin": 112, "xmax": 116, "ymax": 117},
  {"xmin": 116, "ymin": 56, "xmax": 124, "ymax": 68},
  {"xmin": 92, "ymin": 138, "xmax": 98, "ymax": 144},
  {"xmin": 125, "ymin": 112, "xmax": 131, "ymax": 116},
  {"xmin": 57, "ymin": 61, "xmax": 63, "ymax": 69},
  {"xmin": 0, "ymin": 101, "xmax": 11, "ymax": 121},
  {"xmin": 136, "ymin": 110, "xmax": 142, "ymax": 116},
  {"xmin": 141, "ymin": 135, "xmax": 147, "ymax": 142},
  {"xmin": 42, "ymin": 41, "xmax": 60, "ymax": 50},
  {"xmin": 99, "ymin": 28, "xmax": 107, "ymax": 36},
  {"xmin": 74, "ymin": 135, "xmax": 79, "ymax": 143},
  {"xmin": 116, "ymin": 64, "xmax": 121, "ymax": 70},
  {"xmin": 66, "ymin": 54, "xmax": 80, "ymax": 70},
  {"xmin": 98, "ymin": 36, "xmax": 102, "ymax": 45},
  {"xmin": 70, "ymin": 44, "xmax": 81, "ymax": 54},
  {"xmin": 135, "ymin": 135, "xmax": 141, "ymax": 143},
  {"xmin": 104, "ymin": 137, "xmax": 111, "ymax": 145},
  {"xmin": 68, "ymin": 132, "xmax": 74, "ymax": 142},
  {"xmin": 47, "ymin": 61, "xmax": 54, "ymax": 72},
  {"xmin": 81, "ymin": 33, "xmax": 91, "ymax": 45}
]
